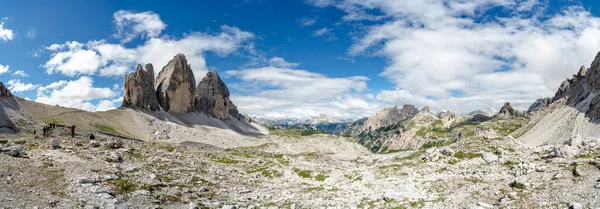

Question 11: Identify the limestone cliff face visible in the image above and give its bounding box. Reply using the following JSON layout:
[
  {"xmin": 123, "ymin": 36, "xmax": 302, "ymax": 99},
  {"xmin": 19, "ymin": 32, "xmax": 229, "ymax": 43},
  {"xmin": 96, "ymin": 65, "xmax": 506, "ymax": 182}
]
[
  {"xmin": 0, "ymin": 82, "xmax": 13, "ymax": 97},
  {"xmin": 552, "ymin": 52, "xmax": 600, "ymax": 119},
  {"xmin": 195, "ymin": 71, "xmax": 242, "ymax": 119},
  {"xmin": 155, "ymin": 54, "xmax": 197, "ymax": 114},
  {"xmin": 121, "ymin": 64, "xmax": 160, "ymax": 111}
]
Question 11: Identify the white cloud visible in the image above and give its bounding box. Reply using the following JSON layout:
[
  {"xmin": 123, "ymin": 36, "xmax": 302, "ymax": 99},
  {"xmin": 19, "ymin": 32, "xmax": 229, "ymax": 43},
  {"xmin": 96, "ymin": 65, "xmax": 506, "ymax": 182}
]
[
  {"xmin": 0, "ymin": 63, "xmax": 9, "ymax": 74},
  {"xmin": 312, "ymin": 27, "xmax": 336, "ymax": 41},
  {"xmin": 26, "ymin": 26, "xmax": 37, "ymax": 38},
  {"xmin": 12, "ymin": 70, "xmax": 29, "ymax": 77},
  {"xmin": 297, "ymin": 17, "xmax": 317, "ymax": 27},
  {"xmin": 0, "ymin": 21, "xmax": 14, "ymax": 41},
  {"xmin": 225, "ymin": 58, "xmax": 376, "ymax": 119},
  {"xmin": 268, "ymin": 57, "xmax": 300, "ymax": 68},
  {"xmin": 310, "ymin": 0, "xmax": 600, "ymax": 113},
  {"xmin": 113, "ymin": 10, "xmax": 167, "ymax": 43},
  {"xmin": 112, "ymin": 84, "xmax": 119, "ymax": 90},
  {"xmin": 35, "ymin": 77, "xmax": 118, "ymax": 111},
  {"xmin": 43, "ymin": 11, "xmax": 254, "ymax": 80},
  {"xmin": 7, "ymin": 79, "xmax": 39, "ymax": 93}
]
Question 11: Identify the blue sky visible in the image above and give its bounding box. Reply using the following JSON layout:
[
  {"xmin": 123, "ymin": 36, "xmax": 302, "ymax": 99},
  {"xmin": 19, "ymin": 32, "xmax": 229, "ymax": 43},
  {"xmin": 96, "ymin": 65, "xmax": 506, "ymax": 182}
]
[{"xmin": 1, "ymin": 0, "xmax": 600, "ymax": 119}]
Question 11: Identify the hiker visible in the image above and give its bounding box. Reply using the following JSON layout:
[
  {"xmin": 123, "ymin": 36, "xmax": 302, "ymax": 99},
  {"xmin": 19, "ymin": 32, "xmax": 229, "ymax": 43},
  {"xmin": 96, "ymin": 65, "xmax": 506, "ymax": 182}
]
[
  {"xmin": 33, "ymin": 130, "xmax": 36, "ymax": 135},
  {"xmin": 90, "ymin": 133, "xmax": 95, "ymax": 140},
  {"xmin": 42, "ymin": 126, "xmax": 46, "ymax": 137},
  {"xmin": 70, "ymin": 125, "xmax": 76, "ymax": 138}
]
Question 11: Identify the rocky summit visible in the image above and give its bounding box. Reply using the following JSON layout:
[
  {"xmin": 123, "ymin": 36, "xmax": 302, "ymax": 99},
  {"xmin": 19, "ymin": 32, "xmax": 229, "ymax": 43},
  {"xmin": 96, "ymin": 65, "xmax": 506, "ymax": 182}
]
[
  {"xmin": 0, "ymin": 82, "xmax": 13, "ymax": 97},
  {"xmin": 196, "ymin": 71, "xmax": 241, "ymax": 120},
  {"xmin": 497, "ymin": 102, "xmax": 522, "ymax": 119},
  {"xmin": 122, "ymin": 64, "xmax": 160, "ymax": 111},
  {"xmin": 526, "ymin": 97, "xmax": 552, "ymax": 115},
  {"xmin": 155, "ymin": 53, "xmax": 197, "ymax": 114}
]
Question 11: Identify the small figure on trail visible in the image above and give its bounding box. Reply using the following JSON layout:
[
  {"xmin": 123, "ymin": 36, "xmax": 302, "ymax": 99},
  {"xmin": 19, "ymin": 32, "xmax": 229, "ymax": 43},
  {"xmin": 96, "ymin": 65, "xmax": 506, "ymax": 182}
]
[
  {"xmin": 90, "ymin": 133, "xmax": 95, "ymax": 140},
  {"xmin": 42, "ymin": 126, "xmax": 46, "ymax": 137},
  {"xmin": 70, "ymin": 125, "xmax": 76, "ymax": 138},
  {"xmin": 33, "ymin": 130, "xmax": 36, "ymax": 135}
]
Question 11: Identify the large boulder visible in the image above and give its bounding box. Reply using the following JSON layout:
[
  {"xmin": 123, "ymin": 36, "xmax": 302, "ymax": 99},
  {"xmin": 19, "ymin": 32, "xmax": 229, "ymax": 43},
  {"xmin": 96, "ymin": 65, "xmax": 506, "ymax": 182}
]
[
  {"xmin": 155, "ymin": 54, "xmax": 197, "ymax": 114},
  {"xmin": 0, "ymin": 82, "xmax": 13, "ymax": 97},
  {"xmin": 122, "ymin": 64, "xmax": 160, "ymax": 111},
  {"xmin": 195, "ymin": 71, "xmax": 241, "ymax": 119}
]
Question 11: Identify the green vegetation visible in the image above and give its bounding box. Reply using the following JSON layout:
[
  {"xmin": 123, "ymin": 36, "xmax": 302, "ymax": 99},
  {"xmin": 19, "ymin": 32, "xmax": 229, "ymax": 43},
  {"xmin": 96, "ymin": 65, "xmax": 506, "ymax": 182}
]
[
  {"xmin": 576, "ymin": 153, "xmax": 593, "ymax": 158},
  {"xmin": 210, "ymin": 157, "xmax": 239, "ymax": 165},
  {"xmin": 108, "ymin": 179, "xmax": 137, "ymax": 195},
  {"xmin": 13, "ymin": 139, "xmax": 26, "ymax": 144},
  {"xmin": 503, "ymin": 161, "xmax": 519, "ymax": 167},
  {"xmin": 0, "ymin": 139, "xmax": 7, "ymax": 144},
  {"xmin": 93, "ymin": 123, "xmax": 119, "ymax": 134},
  {"xmin": 420, "ymin": 140, "xmax": 450, "ymax": 149},
  {"xmin": 293, "ymin": 168, "xmax": 313, "ymax": 178},
  {"xmin": 269, "ymin": 128, "xmax": 328, "ymax": 138},
  {"xmin": 315, "ymin": 173, "xmax": 328, "ymax": 181},
  {"xmin": 453, "ymin": 151, "xmax": 482, "ymax": 159},
  {"xmin": 344, "ymin": 174, "xmax": 362, "ymax": 182},
  {"xmin": 509, "ymin": 180, "xmax": 526, "ymax": 189},
  {"xmin": 410, "ymin": 199, "xmax": 425, "ymax": 208}
]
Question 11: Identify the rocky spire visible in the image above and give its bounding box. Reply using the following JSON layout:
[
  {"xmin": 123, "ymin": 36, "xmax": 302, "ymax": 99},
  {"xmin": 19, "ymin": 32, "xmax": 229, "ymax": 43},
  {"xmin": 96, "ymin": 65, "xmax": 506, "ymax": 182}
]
[
  {"xmin": 497, "ymin": 102, "xmax": 521, "ymax": 119},
  {"xmin": 0, "ymin": 82, "xmax": 13, "ymax": 97},
  {"xmin": 399, "ymin": 104, "xmax": 419, "ymax": 117},
  {"xmin": 420, "ymin": 106, "xmax": 431, "ymax": 114},
  {"xmin": 155, "ymin": 54, "xmax": 197, "ymax": 114},
  {"xmin": 526, "ymin": 97, "xmax": 552, "ymax": 115},
  {"xmin": 195, "ymin": 70, "xmax": 242, "ymax": 119},
  {"xmin": 122, "ymin": 64, "xmax": 160, "ymax": 111}
]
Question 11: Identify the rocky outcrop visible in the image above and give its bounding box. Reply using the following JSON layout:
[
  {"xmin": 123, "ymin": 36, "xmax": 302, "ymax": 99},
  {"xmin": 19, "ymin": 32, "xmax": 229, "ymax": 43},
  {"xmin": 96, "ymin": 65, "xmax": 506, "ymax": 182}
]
[
  {"xmin": 526, "ymin": 98, "xmax": 552, "ymax": 115},
  {"xmin": 155, "ymin": 54, "xmax": 197, "ymax": 114},
  {"xmin": 497, "ymin": 102, "xmax": 521, "ymax": 119},
  {"xmin": 0, "ymin": 82, "xmax": 13, "ymax": 97},
  {"xmin": 121, "ymin": 64, "xmax": 160, "ymax": 111},
  {"xmin": 399, "ymin": 104, "xmax": 419, "ymax": 117},
  {"xmin": 420, "ymin": 106, "xmax": 431, "ymax": 114},
  {"xmin": 196, "ymin": 71, "xmax": 241, "ymax": 119},
  {"xmin": 362, "ymin": 106, "xmax": 406, "ymax": 131}
]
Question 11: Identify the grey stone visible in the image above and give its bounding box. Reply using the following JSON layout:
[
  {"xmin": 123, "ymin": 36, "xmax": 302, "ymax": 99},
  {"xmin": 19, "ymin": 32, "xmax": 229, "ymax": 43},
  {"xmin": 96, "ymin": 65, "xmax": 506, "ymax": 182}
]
[
  {"xmin": 566, "ymin": 135, "xmax": 582, "ymax": 147},
  {"xmin": 122, "ymin": 64, "xmax": 160, "ymax": 111},
  {"xmin": 155, "ymin": 53, "xmax": 196, "ymax": 114},
  {"xmin": 569, "ymin": 202, "xmax": 583, "ymax": 209},
  {"xmin": 195, "ymin": 70, "xmax": 241, "ymax": 120},
  {"xmin": 0, "ymin": 82, "xmax": 13, "ymax": 97},
  {"xmin": 481, "ymin": 152, "xmax": 499, "ymax": 163},
  {"xmin": 49, "ymin": 138, "xmax": 60, "ymax": 149},
  {"xmin": 77, "ymin": 177, "xmax": 95, "ymax": 184},
  {"xmin": 9, "ymin": 146, "xmax": 26, "ymax": 157},
  {"xmin": 110, "ymin": 151, "xmax": 123, "ymax": 163}
]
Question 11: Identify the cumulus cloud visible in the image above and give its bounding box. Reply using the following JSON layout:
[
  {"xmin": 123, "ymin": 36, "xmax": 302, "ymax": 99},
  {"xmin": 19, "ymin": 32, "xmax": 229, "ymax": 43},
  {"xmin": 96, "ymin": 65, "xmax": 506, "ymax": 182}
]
[
  {"xmin": 310, "ymin": 0, "xmax": 600, "ymax": 113},
  {"xmin": 0, "ymin": 63, "xmax": 9, "ymax": 74},
  {"xmin": 268, "ymin": 57, "xmax": 300, "ymax": 68},
  {"xmin": 12, "ymin": 70, "xmax": 29, "ymax": 77},
  {"xmin": 113, "ymin": 10, "xmax": 167, "ymax": 43},
  {"xmin": 0, "ymin": 20, "xmax": 14, "ymax": 41},
  {"xmin": 225, "ymin": 57, "xmax": 377, "ymax": 119},
  {"xmin": 43, "ymin": 11, "xmax": 254, "ymax": 80},
  {"xmin": 7, "ymin": 79, "xmax": 39, "ymax": 93},
  {"xmin": 35, "ymin": 77, "xmax": 118, "ymax": 111}
]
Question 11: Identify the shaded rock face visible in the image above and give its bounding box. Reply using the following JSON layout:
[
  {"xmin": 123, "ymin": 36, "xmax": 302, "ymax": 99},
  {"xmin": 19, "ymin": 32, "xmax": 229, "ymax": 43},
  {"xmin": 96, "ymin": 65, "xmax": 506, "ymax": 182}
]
[
  {"xmin": 552, "ymin": 52, "xmax": 600, "ymax": 119},
  {"xmin": 0, "ymin": 82, "xmax": 13, "ymax": 97},
  {"xmin": 155, "ymin": 54, "xmax": 197, "ymax": 114},
  {"xmin": 195, "ymin": 71, "xmax": 241, "ymax": 119},
  {"xmin": 420, "ymin": 106, "xmax": 431, "ymax": 114},
  {"xmin": 122, "ymin": 64, "xmax": 160, "ymax": 111},
  {"xmin": 526, "ymin": 98, "xmax": 552, "ymax": 115},
  {"xmin": 399, "ymin": 104, "xmax": 419, "ymax": 117},
  {"xmin": 497, "ymin": 102, "xmax": 521, "ymax": 119}
]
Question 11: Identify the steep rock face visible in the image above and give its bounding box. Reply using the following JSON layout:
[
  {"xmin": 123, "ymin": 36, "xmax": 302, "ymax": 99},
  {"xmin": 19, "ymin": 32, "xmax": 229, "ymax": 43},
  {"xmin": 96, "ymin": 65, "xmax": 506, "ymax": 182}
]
[
  {"xmin": 0, "ymin": 82, "xmax": 13, "ymax": 97},
  {"xmin": 122, "ymin": 64, "xmax": 160, "ymax": 111},
  {"xmin": 526, "ymin": 98, "xmax": 552, "ymax": 115},
  {"xmin": 196, "ymin": 71, "xmax": 242, "ymax": 119},
  {"xmin": 497, "ymin": 102, "xmax": 521, "ymax": 119},
  {"xmin": 155, "ymin": 54, "xmax": 196, "ymax": 114},
  {"xmin": 551, "ymin": 52, "xmax": 600, "ymax": 120},
  {"xmin": 399, "ymin": 104, "xmax": 419, "ymax": 117},
  {"xmin": 362, "ymin": 106, "xmax": 406, "ymax": 131}
]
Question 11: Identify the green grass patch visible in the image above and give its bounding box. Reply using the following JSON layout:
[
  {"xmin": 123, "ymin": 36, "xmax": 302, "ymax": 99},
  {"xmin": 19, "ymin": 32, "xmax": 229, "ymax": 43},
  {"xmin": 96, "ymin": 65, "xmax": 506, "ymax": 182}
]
[
  {"xmin": 269, "ymin": 128, "xmax": 327, "ymax": 138},
  {"xmin": 420, "ymin": 140, "xmax": 450, "ymax": 149},
  {"xmin": 93, "ymin": 123, "xmax": 119, "ymax": 134},
  {"xmin": 210, "ymin": 157, "xmax": 239, "ymax": 165},
  {"xmin": 454, "ymin": 151, "xmax": 482, "ymax": 159},
  {"xmin": 509, "ymin": 180, "xmax": 526, "ymax": 189},
  {"xmin": 576, "ymin": 153, "xmax": 593, "ymax": 158},
  {"xmin": 13, "ymin": 139, "xmax": 26, "ymax": 144},
  {"xmin": 293, "ymin": 168, "xmax": 313, "ymax": 179},
  {"xmin": 503, "ymin": 161, "xmax": 519, "ymax": 167},
  {"xmin": 0, "ymin": 139, "xmax": 7, "ymax": 144},
  {"xmin": 108, "ymin": 179, "xmax": 137, "ymax": 195},
  {"xmin": 315, "ymin": 173, "xmax": 328, "ymax": 181}
]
